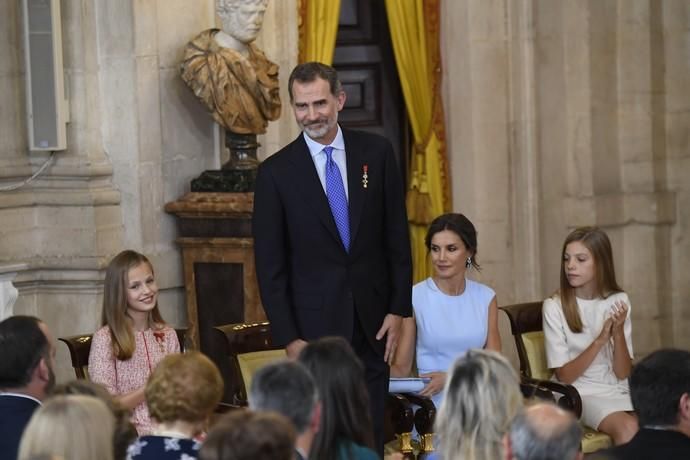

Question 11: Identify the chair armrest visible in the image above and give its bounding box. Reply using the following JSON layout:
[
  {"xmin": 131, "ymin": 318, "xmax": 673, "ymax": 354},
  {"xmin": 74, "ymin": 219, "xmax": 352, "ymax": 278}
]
[
  {"xmin": 386, "ymin": 393, "xmax": 415, "ymax": 434},
  {"xmin": 396, "ymin": 393, "xmax": 436, "ymax": 433},
  {"xmin": 396, "ymin": 393, "xmax": 436, "ymax": 456},
  {"xmin": 232, "ymin": 392, "xmax": 248, "ymax": 407},
  {"xmin": 521, "ymin": 376, "xmax": 582, "ymax": 418},
  {"xmin": 215, "ymin": 401, "xmax": 241, "ymax": 414}
]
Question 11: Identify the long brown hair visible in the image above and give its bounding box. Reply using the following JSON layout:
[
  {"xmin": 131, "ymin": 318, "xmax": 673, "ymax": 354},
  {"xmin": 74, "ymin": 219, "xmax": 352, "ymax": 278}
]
[
  {"xmin": 558, "ymin": 227, "xmax": 622, "ymax": 332},
  {"xmin": 298, "ymin": 337, "xmax": 374, "ymax": 460},
  {"xmin": 102, "ymin": 250, "xmax": 165, "ymax": 360}
]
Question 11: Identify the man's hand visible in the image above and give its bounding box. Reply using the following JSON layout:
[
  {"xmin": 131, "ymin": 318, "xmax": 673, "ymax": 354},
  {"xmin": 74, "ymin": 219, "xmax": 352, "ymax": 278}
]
[
  {"xmin": 285, "ymin": 339, "xmax": 308, "ymax": 360},
  {"xmin": 376, "ymin": 314, "xmax": 403, "ymax": 364}
]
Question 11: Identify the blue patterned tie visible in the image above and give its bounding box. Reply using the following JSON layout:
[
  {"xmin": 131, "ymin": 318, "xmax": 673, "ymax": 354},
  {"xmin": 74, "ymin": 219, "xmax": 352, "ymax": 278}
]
[{"xmin": 324, "ymin": 146, "xmax": 350, "ymax": 252}]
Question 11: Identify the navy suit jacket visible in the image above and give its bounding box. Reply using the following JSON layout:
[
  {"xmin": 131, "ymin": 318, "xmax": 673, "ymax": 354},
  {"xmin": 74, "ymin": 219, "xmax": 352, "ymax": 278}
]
[
  {"xmin": 253, "ymin": 128, "xmax": 412, "ymax": 356},
  {"xmin": 599, "ymin": 428, "xmax": 690, "ymax": 460},
  {"xmin": 0, "ymin": 394, "xmax": 40, "ymax": 460}
]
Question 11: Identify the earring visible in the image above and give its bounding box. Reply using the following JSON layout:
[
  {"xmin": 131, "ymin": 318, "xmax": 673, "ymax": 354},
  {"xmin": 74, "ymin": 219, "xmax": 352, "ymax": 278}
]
[{"xmin": 465, "ymin": 257, "xmax": 472, "ymax": 269}]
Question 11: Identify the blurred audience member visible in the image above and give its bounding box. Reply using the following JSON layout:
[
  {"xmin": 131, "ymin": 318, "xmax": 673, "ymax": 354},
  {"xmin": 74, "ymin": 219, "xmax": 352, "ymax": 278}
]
[
  {"xmin": 0, "ymin": 316, "xmax": 56, "ymax": 460},
  {"xmin": 51, "ymin": 380, "xmax": 137, "ymax": 460},
  {"xmin": 127, "ymin": 352, "xmax": 223, "ymax": 459},
  {"xmin": 249, "ymin": 360, "xmax": 321, "ymax": 460},
  {"xmin": 17, "ymin": 395, "xmax": 115, "ymax": 460},
  {"xmin": 298, "ymin": 336, "xmax": 378, "ymax": 460},
  {"xmin": 505, "ymin": 402, "xmax": 583, "ymax": 460},
  {"xmin": 199, "ymin": 410, "xmax": 295, "ymax": 460},
  {"xmin": 598, "ymin": 348, "xmax": 690, "ymax": 459},
  {"xmin": 432, "ymin": 349, "xmax": 523, "ymax": 460}
]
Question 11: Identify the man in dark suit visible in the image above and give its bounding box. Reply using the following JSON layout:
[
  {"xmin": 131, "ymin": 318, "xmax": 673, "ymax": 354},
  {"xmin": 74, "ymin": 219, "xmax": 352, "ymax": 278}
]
[
  {"xmin": 252, "ymin": 61, "xmax": 412, "ymax": 452},
  {"xmin": 0, "ymin": 315, "xmax": 56, "ymax": 460},
  {"xmin": 598, "ymin": 348, "xmax": 690, "ymax": 459}
]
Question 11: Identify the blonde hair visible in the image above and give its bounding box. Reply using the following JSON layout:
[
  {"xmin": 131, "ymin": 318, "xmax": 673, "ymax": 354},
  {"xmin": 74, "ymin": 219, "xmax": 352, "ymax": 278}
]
[
  {"xmin": 146, "ymin": 352, "xmax": 223, "ymax": 425},
  {"xmin": 435, "ymin": 349, "xmax": 523, "ymax": 460},
  {"xmin": 558, "ymin": 227, "xmax": 622, "ymax": 332},
  {"xmin": 102, "ymin": 250, "xmax": 166, "ymax": 359},
  {"xmin": 18, "ymin": 395, "xmax": 115, "ymax": 460}
]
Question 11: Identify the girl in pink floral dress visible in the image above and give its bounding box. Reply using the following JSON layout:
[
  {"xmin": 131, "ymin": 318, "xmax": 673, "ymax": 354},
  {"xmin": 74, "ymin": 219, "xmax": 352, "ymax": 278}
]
[{"xmin": 88, "ymin": 250, "xmax": 180, "ymax": 435}]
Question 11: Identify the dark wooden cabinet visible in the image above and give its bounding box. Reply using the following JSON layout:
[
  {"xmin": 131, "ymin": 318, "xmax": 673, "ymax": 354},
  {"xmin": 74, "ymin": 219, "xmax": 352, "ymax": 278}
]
[{"xmin": 165, "ymin": 192, "xmax": 265, "ymax": 402}]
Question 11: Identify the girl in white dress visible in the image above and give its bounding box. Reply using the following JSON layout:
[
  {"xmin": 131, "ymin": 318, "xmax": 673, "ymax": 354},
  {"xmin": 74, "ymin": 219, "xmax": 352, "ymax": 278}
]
[{"xmin": 543, "ymin": 227, "xmax": 638, "ymax": 445}]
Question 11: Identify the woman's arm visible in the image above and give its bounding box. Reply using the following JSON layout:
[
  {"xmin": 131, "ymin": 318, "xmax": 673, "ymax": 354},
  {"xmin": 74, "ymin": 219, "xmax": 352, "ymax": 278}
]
[
  {"xmin": 116, "ymin": 386, "xmax": 146, "ymax": 410},
  {"xmin": 553, "ymin": 323, "xmax": 611, "ymax": 384},
  {"xmin": 610, "ymin": 300, "xmax": 632, "ymax": 379},
  {"xmin": 89, "ymin": 328, "xmax": 148, "ymax": 410},
  {"xmin": 543, "ymin": 298, "xmax": 612, "ymax": 385},
  {"xmin": 389, "ymin": 316, "xmax": 416, "ymax": 377},
  {"xmin": 88, "ymin": 328, "xmax": 119, "ymax": 395},
  {"xmin": 484, "ymin": 296, "xmax": 501, "ymax": 352}
]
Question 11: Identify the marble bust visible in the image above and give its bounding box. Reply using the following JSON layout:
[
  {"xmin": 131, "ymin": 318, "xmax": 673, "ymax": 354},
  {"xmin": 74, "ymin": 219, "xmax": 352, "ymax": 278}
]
[{"xmin": 180, "ymin": 0, "xmax": 281, "ymax": 135}]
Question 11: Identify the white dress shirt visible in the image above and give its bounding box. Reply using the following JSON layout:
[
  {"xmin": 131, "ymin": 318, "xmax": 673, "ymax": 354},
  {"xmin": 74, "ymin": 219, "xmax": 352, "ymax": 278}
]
[{"xmin": 303, "ymin": 125, "xmax": 349, "ymax": 200}]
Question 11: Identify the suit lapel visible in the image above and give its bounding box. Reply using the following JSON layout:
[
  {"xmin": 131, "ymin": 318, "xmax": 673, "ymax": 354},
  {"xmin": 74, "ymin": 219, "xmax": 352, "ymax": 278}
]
[
  {"xmin": 286, "ymin": 135, "xmax": 343, "ymax": 247},
  {"xmin": 344, "ymin": 129, "xmax": 365, "ymax": 246}
]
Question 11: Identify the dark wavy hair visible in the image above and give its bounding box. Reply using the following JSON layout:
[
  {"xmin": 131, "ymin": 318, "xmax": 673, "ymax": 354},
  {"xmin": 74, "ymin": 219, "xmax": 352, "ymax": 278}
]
[
  {"xmin": 298, "ymin": 337, "xmax": 374, "ymax": 459},
  {"xmin": 425, "ymin": 213, "xmax": 480, "ymax": 270},
  {"xmin": 288, "ymin": 62, "xmax": 342, "ymax": 102}
]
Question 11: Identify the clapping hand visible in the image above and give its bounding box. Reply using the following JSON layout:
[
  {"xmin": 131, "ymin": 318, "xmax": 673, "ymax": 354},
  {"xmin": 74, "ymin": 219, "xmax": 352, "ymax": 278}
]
[
  {"xmin": 597, "ymin": 300, "xmax": 628, "ymax": 345},
  {"xmin": 609, "ymin": 300, "xmax": 628, "ymax": 336}
]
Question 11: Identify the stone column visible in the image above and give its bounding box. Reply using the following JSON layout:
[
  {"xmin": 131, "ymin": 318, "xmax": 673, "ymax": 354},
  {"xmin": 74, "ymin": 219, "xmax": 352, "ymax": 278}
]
[
  {"xmin": 441, "ymin": 0, "xmax": 690, "ymax": 358},
  {"xmin": 0, "ymin": 264, "xmax": 26, "ymax": 321}
]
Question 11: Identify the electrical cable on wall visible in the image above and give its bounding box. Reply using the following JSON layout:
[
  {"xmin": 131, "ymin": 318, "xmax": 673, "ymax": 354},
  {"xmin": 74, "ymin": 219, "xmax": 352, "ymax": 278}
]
[{"xmin": 0, "ymin": 151, "xmax": 55, "ymax": 192}]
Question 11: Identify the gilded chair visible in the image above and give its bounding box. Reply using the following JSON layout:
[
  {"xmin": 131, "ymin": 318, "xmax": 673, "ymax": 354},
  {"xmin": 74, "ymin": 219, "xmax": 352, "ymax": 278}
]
[
  {"xmin": 58, "ymin": 328, "xmax": 188, "ymax": 380},
  {"xmin": 499, "ymin": 301, "xmax": 613, "ymax": 453},
  {"xmin": 212, "ymin": 321, "xmax": 423, "ymax": 455},
  {"xmin": 212, "ymin": 322, "xmax": 286, "ymax": 406},
  {"xmin": 58, "ymin": 333, "xmax": 93, "ymax": 379}
]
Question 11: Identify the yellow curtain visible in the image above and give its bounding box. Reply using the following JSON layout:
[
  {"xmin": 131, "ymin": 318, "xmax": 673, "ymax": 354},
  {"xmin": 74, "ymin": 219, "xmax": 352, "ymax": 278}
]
[
  {"xmin": 298, "ymin": 0, "xmax": 341, "ymax": 64},
  {"xmin": 385, "ymin": 0, "xmax": 451, "ymax": 282}
]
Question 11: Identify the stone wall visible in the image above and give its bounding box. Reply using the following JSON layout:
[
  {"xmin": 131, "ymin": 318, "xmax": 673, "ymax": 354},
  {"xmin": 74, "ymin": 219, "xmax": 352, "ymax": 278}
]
[
  {"xmin": 0, "ymin": 0, "xmax": 687, "ymax": 381},
  {"xmin": 0, "ymin": 0, "xmax": 298, "ymax": 381},
  {"xmin": 441, "ymin": 0, "xmax": 690, "ymax": 361}
]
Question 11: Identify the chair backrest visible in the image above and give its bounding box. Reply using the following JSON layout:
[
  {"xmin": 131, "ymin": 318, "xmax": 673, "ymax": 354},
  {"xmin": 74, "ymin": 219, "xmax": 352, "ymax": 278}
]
[
  {"xmin": 58, "ymin": 334, "xmax": 93, "ymax": 380},
  {"xmin": 213, "ymin": 322, "xmax": 286, "ymax": 406},
  {"xmin": 175, "ymin": 328, "xmax": 187, "ymax": 353},
  {"xmin": 499, "ymin": 301, "xmax": 552, "ymax": 380},
  {"xmin": 59, "ymin": 327, "xmax": 188, "ymax": 380}
]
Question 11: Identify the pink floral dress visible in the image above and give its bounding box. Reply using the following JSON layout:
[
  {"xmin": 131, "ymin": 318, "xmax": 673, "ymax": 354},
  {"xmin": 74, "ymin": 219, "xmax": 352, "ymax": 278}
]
[{"xmin": 88, "ymin": 325, "xmax": 180, "ymax": 434}]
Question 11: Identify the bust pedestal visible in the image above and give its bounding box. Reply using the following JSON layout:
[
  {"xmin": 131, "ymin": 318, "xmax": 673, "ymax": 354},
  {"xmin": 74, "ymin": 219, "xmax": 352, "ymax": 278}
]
[{"xmin": 165, "ymin": 192, "xmax": 265, "ymax": 401}]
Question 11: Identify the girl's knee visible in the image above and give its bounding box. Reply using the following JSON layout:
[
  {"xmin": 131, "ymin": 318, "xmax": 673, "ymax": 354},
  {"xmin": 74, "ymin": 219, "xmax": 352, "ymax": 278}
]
[{"xmin": 621, "ymin": 414, "xmax": 638, "ymax": 439}]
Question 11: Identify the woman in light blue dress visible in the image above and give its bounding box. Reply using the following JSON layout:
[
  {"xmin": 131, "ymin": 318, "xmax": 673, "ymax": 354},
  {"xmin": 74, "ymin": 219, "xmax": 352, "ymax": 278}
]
[{"xmin": 391, "ymin": 213, "xmax": 501, "ymax": 408}]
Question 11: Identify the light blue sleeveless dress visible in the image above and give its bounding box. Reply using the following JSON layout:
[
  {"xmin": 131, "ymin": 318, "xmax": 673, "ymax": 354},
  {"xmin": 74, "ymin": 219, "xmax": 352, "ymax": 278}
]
[{"xmin": 414, "ymin": 277, "xmax": 495, "ymax": 408}]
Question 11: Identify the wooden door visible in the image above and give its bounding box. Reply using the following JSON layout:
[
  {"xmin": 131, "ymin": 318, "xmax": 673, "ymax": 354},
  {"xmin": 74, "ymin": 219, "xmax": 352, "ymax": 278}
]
[{"xmin": 333, "ymin": 0, "xmax": 409, "ymax": 186}]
